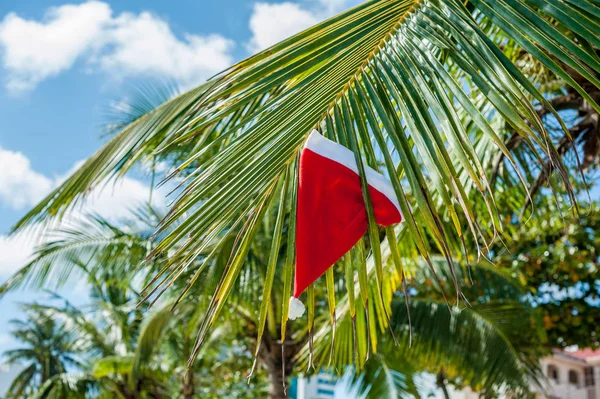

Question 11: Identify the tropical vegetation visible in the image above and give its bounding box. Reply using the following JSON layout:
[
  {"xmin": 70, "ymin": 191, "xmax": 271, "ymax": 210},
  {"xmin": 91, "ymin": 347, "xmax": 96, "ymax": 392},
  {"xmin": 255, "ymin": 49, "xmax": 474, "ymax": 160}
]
[
  {"xmin": 3, "ymin": 209, "xmax": 549, "ymax": 398},
  {"xmin": 495, "ymin": 200, "xmax": 600, "ymax": 350}
]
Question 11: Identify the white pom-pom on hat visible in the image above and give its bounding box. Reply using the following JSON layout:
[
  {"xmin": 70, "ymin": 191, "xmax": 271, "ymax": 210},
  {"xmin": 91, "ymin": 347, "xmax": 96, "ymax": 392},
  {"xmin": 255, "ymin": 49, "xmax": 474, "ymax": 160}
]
[{"xmin": 288, "ymin": 296, "xmax": 305, "ymax": 320}]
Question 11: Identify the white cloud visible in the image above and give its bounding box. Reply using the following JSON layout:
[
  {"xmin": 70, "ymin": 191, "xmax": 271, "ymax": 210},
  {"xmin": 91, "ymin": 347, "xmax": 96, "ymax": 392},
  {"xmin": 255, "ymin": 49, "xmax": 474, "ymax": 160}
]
[
  {"xmin": 0, "ymin": 1, "xmax": 234, "ymax": 93},
  {"xmin": 246, "ymin": 0, "xmax": 355, "ymax": 53},
  {"xmin": 0, "ymin": 148, "xmax": 164, "ymax": 216},
  {"xmin": 0, "ymin": 0, "xmax": 359, "ymax": 92},
  {"xmin": 0, "ymin": 147, "xmax": 166, "ymax": 277},
  {"xmin": 0, "ymin": 147, "xmax": 53, "ymax": 209},
  {"xmin": 247, "ymin": 3, "xmax": 319, "ymax": 52},
  {"xmin": 99, "ymin": 12, "xmax": 234, "ymax": 90},
  {"xmin": 0, "ymin": 1, "xmax": 112, "ymax": 92},
  {"xmin": 0, "ymin": 233, "xmax": 38, "ymax": 277}
]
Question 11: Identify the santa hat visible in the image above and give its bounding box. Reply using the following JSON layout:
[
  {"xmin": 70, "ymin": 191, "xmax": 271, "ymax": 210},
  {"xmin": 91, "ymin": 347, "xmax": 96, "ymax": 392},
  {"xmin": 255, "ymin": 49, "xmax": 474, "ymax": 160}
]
[{"xmin": 288, "ymin": 130, "xmax": 402, "ymax": 320}]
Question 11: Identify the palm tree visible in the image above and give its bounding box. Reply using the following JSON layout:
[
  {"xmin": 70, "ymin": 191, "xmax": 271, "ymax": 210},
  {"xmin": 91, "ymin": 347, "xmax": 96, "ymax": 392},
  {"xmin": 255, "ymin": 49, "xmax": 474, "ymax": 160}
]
[
  {"xmin": 1, "ymin": 211, "xmax": 268, "ymax": 398},
  {"xmin": 25, "ymin": 279, "xmax": 170, "ymax": 398},
  {"xmin": 2, "ymin": 305, "xmax": 82, "ymax": 398},
  {"xmin": 4, "ymin": 0, "xmax": 600, "ymax": 387}
]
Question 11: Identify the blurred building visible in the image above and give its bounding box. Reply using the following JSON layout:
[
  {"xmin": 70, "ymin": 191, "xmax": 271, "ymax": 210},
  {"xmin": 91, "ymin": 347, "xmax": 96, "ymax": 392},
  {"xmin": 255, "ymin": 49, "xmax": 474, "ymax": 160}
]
[
  {"xmin": 455, "ymin": 348, "xmax": 600, "ymax": 399},
  {"xmin": 535, "ymin": 348, "xmax": 600, "ymax": 399},
  {"xmin": 295, "ymin": 373, "xmax": 337, "ymax": 399}
]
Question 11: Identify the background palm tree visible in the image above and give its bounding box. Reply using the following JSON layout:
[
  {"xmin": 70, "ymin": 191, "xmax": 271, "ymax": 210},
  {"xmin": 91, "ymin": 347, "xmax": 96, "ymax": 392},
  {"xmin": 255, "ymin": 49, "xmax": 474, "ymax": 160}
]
[
  {"xmin": 2, "ymin": 305, "xmax": 82, "ymax": 399},
  {"xmin": 1, "ymin": 211, "xmax": 269, "ymax": 398},
  {"xmin": 10, "ymin": 274, "xmax": 268, "ymax": 399},
  {"xmin": 3, "ymin": 210, "xmax": 308, "ymax": 398}
]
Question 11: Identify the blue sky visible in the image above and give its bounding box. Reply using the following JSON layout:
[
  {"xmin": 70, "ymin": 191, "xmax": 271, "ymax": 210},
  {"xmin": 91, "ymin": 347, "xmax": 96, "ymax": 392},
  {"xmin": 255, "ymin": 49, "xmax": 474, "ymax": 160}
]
[{"xmin": 0, "ymin": 0, "xmax": 358, "ymax": 359}]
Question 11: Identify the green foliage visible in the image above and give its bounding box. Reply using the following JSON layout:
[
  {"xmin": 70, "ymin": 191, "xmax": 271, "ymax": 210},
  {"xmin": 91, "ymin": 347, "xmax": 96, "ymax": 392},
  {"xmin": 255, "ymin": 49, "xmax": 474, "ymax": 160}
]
[
  {"xmin": 29, "ymin": 373, "xmax": 95, "ymax": 399},
  {"xmin": 494, "ymin": 201, "xmax": 600, "ymax": 349},
  {"xmin": 349, "ymin": 354, "xmax": 420, "ymax": 399}
]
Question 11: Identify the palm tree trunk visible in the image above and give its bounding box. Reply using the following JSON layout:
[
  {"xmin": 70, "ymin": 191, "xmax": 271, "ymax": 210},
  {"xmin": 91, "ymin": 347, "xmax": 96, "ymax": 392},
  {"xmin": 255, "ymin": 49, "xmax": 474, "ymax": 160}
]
[
  {"xmin": 437, "ymin": 371, "xmax": 451, "ymax": 399},
  {"xmin": 267, "ymin": 364, "xmax": 287, "ymax": 399},
  {"xmin": 182, "ymin": 371, "xmax": 194, "ymax": 399},
  {"xmin": 260, "ymin": 335, "xmax": 295, "ymax": 399}
]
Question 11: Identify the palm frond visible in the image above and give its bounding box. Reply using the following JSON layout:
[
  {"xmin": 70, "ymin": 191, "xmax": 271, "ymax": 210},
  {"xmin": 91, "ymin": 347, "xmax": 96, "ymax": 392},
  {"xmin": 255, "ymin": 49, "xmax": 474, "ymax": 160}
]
[
  {"xmin": 131, "ymin": 304, "xmax": 173, "ymax": 384},
  {"xmin": 13, "ymin": 82, "xmax": 211, "ymax": 231},
  {"xmin": 306, "ymin": 260, "xmax": 544, "ymax": 394},
  {"xmin": 1, "ymin": 213, "xmax": 152, "ymax": 296},
  {"xmin": 336, "ymin": 299, "xmax": 542, "ymax": 395},
  {"xmin": 28, "ymin": 302, "xmax": 115, "ymax": 357},
  {"xmin": 8, "ymin": 0, "xmax": 600, "ymax": 369}
]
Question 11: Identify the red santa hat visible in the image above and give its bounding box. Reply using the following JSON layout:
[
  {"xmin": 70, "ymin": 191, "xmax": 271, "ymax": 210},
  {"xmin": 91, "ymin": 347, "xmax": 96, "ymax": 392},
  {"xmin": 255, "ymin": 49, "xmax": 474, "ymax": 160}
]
[{"xmin": 288, "ymin": 130, "xmax": 402, "ymax": 320}]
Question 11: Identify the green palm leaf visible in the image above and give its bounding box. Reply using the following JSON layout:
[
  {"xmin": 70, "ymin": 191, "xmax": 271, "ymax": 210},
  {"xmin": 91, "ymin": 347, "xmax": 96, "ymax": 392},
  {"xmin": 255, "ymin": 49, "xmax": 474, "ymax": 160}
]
[
  {"xmin": 8, "ymin": 0, "xmax": 600, "ymax": 368},
  {"xmin": 348, "ymin": 354, "xmax": 420, "ymax": 399},
  {"xmin": 306, "ymin": 260, "xmax": 544, "ymax": 395},
  {"xmin": 131, "ymin": 304, "xmax": 174, "ymax": 385},
  {"xmin": 0, "ymin": 209, "xmax": 163, "ymax": 297},
  {"xmin": 5, "ymin": 364, "xmax": 37, "ymax": 399}
]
